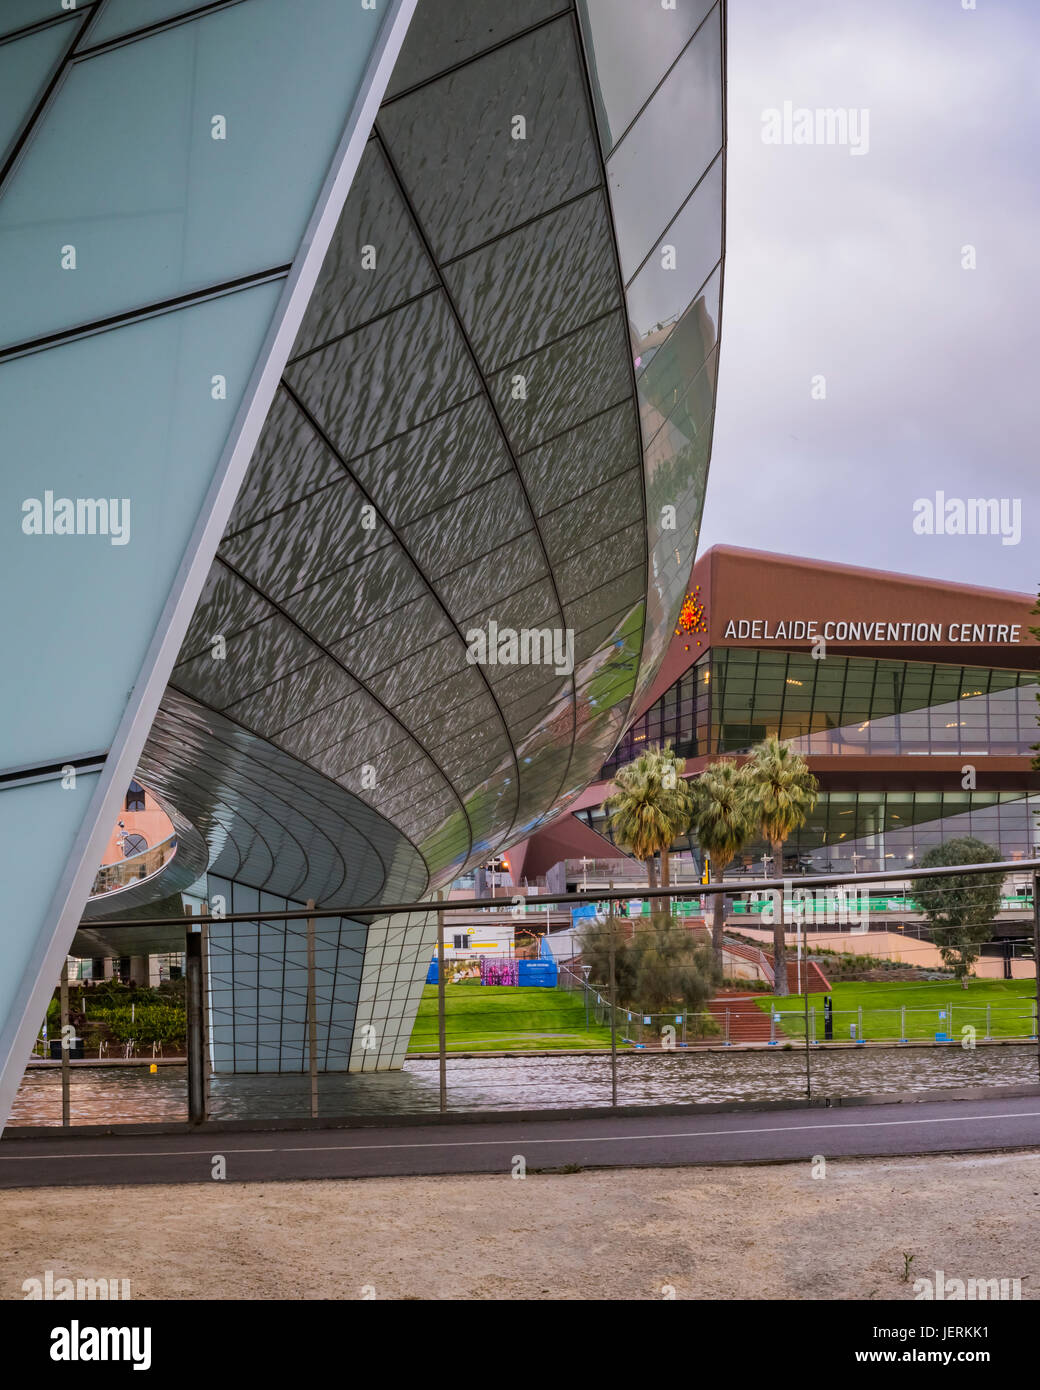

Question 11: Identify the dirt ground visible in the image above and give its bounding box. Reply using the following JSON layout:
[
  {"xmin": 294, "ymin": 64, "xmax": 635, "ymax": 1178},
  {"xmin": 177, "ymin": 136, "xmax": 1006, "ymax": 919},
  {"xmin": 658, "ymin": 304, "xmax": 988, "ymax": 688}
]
[{"xmin": 3, "ymin": 1151, "xmax": 1038, "ymax": 1300}]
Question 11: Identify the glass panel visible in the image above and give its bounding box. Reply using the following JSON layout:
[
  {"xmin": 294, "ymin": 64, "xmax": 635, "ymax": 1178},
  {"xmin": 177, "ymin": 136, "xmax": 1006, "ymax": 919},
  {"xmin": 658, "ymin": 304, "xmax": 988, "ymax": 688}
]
[
  {"xmin": 378, "ymin": 16, "xmax": 599, "ymax": 261},
  {"xmin": 517, "ymin": 400, "xmax": 639, "ymax": 515},
  {"xmin": 637, "ymin": 262, "xmax": 720, "ymax": 433},
  {"xmin": 488, "ymin": 309, "xmax": 630, "ymax": 454},
  {"xmin": 173, "ymin": 613, "xmax": 318, "ymax": 709},
  {"xmin": 399, "ymin": 473, "xmax": 532, "ymax": 580},
  {"xmin": 0, "ymin": 769, "xmax": 102, "ymax": 1066},
  {"xmin": 384, "ymin": 0, "xmax": 565, "ymax": 98},
  {"xmin": 443, "ymin": 190, "xmax": 619, "ymax": 374},
  {"xmin": 225, "ymin": 389, "xmax": 343, "ymax": 534},
  {"xmin": 285, "ymin": 291, "xmax": 481, "ymax": 463},
  {"xmin": 289, "ymin": 139, "xmax": 438, "ymax": 358},
  {"xmin": 221, "ymin": 475, "xmax": 392, "ymax": 602},
  {"xmin": 628, "ymin": 154, "xmax": 721, "ymax": 371},
  {"xmin": 286, "ymin": 544, "xmax": 428, "ymax": 648},
  {"xmin": 605, "ymin": 3, "xmax": 723, "ymax": 280},
  {"xmin": 88, "ymin": 0, "xmax": 243, "ymax": 45},
  {"xmin": 0, "ymin": 17, "xmax": 78, "ymax": 164},
  {"xmin": 0, "ymin": 1, "xmax": 71, "ymax": 39},
  {"xmin": 0, "ymin": 0, "xmax": 388, "ymax": 347},
  {"xmin": 349, "ymin": 397, "xmax": 512, "ymax": 528},
  {"xmin": 577, "ymin": 0, "xmax": 716, "ymax": 150},
  {"xmin": 0, "ymin": 279, "xmax": 282, "ymax": 769}
]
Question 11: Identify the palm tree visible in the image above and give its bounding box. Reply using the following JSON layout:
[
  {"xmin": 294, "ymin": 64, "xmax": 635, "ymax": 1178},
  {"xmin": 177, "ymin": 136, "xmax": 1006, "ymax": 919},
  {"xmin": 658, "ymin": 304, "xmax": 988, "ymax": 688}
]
[
  {"xmin": 605, "ymin": 744, "xmax": 694, "ymax": 919},
  {"xmin": 742, "ymin": 735, "xmax": 818, "ymax": 996},
  {"xmin": 690, "ymin": 759, "xmax": 753, "ymax": 970}
]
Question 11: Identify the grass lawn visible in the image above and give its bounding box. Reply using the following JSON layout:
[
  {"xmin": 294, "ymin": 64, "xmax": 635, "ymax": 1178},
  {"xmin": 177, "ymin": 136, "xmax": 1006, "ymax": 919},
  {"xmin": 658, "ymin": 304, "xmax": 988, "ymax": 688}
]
[
  {"xmin": 407, "ymin": 983, "xmax": 625, "ymax": 1052},
  {"xmin": 757, "ymin": 978, "xmax": 1038, "ymax": 1041}
]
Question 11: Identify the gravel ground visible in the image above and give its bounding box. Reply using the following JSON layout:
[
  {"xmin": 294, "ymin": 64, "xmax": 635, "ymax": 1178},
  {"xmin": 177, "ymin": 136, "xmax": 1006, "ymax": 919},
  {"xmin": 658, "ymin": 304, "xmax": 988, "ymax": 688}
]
[{"xmin": 2, "ymin": 1151, "xmax": 1038, "ymax": 1300}]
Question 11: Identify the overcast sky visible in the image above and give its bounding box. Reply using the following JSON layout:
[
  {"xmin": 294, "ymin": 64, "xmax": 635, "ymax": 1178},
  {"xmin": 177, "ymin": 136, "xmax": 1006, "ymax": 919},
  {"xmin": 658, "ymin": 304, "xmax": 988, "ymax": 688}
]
[{"xmin": 699, "ymin": 0, "xmax": 1039, "ymax": 597}]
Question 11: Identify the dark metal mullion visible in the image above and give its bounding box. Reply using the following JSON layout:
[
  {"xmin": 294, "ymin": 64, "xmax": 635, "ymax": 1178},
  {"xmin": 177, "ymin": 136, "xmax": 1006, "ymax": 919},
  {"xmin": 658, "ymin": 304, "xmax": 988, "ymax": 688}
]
[
  {"xmin": 602, "ymin": 0, "xmax": 722, "ymax": 163},
  {"xmin": 286, "ymin": 283, "xmax": 440, "ymax": 367},
  {"xmin": 472, "ymin": 300, "xmax": 624, "ymax": 386},
  {"xmin": 0, "ymin": 0, "xmax": 105, "ymax": 201},
  {"xmin": 379, "ymin": 5, "xmax": 574, "ymax": 108},
  {"xmin": 438, "ymin": 182, "xmax": 606, "ymax": 271},
  {"xmin": 219, "ymin": 387, "xmax": 486, "ymax": 545},
  {"xmin": 72, "ymin": 0, "xmax": 250, "ymax": 59},
  {"xmin": 0, "ymin": 265, "xmax": 290, "ymax": 363},
  {"xmin": 622, "ymin": 148, "xmax": 724, "ymax": 292}
]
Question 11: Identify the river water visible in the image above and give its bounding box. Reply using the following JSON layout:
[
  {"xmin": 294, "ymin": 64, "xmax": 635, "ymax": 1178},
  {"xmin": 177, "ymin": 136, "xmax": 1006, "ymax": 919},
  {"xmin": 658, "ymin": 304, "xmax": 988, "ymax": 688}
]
[{"xmin": 8, "ymin": 1045, "xmax": 1038, "ymax": 1127}]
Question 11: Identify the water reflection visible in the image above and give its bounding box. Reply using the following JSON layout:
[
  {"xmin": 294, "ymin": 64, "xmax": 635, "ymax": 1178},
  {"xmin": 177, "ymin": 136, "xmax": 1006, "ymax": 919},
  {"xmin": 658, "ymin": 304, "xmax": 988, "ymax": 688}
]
[{"xmin": 9, "ymin": 1045, "xmax": 1038, "ymax": 1128}]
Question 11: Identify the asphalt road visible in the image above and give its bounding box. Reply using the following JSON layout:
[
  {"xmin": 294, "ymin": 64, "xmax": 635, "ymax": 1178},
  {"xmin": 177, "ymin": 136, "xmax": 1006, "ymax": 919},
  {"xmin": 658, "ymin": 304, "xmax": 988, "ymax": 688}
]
[{"xmin": 3, "ymin": 1094, "xmax": 1040, "ymax": 1188}]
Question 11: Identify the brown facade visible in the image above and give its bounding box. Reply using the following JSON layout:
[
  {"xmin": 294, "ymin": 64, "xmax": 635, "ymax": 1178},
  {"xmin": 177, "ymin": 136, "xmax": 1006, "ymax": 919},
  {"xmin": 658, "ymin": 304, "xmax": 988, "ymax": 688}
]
[{"xmin": 510, "ymin": 547, "xmax": 1040, "ymax": 883}]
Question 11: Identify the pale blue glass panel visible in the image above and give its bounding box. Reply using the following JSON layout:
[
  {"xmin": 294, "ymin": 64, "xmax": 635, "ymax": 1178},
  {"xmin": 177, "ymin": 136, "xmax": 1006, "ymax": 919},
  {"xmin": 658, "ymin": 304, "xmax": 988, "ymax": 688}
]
[
  {"xmin": 0, "ymin": 0, "xmax": 384, "ymax": 347},
  {"xmin": 0, "ymin": 279, "xmax": 282, "ymax": 770},
  {"xmin": 0, "ymin": 19, "xmax": 77, "ymax": 163},
  {"xmin": 606, "ymin": 3, "xmax": 722, "ymax": 279},
  {"xmin": 0, "ymin": 1, "xmax": 70, "ymax": 39},
  {"xmin": 88, "ymin": 0, "xmax": 246, "ymax": 45},
  {"xmin": 0, "ymin": 768, "xmax": 101, "ymax": 1098}
]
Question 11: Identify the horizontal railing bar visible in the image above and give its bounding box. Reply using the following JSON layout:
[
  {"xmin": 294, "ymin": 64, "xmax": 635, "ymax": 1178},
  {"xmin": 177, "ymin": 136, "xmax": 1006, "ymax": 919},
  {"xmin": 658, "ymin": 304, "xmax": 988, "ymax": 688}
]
[{"xmin": 81, "ymin": 857, "xmax": 1040, "ymax": 929}]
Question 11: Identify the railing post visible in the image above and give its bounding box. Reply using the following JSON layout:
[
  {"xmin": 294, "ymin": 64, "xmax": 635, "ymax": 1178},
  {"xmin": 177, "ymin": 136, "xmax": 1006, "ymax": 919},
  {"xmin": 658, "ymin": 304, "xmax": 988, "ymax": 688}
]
[
  {"xmin": 608, "ymin": 882, "xmax": 618, "ymax": 1107},
  {"xmin": 306, "ymin": 899, "xmax": 318, "ymax": 1119},
  {"xmin": 60, "ymin": 957, "xmax": 70, "ymax": 1129},
  {"xmin": 437, "ymin": 890, "xmax": 447, "ymax": 1113},
  {"xmin": 185, "ymin": 910, "xmax": 206, "ymax": 1126},
  {"xmin": 901, "ymin": 1005, "xmax": 906, "ymax": 1043},
  {"xmin": 986, "ymin": 1003, "xmax": 991, "ymax": 1041},
  {"xmin": 1033, "ymin": 871, "xmax": 1040, "ymax": 1076},
  {"xmin": 858, "ymin": 1004, "xmax": 863, "ymax": 1042}
]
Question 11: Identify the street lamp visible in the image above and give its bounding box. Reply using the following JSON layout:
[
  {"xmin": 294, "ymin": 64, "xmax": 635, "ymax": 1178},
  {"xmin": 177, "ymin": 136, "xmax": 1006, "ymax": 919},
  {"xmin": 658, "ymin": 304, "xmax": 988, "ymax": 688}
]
[{"xmin": 581, "ymin": 964, "xmax": 592, "ymax": 1031}]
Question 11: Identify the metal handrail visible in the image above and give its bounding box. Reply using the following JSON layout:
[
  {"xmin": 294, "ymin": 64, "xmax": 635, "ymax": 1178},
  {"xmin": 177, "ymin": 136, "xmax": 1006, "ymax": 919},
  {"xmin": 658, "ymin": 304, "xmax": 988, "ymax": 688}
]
[
  {"xmin": 85, "ymin": 856, "xmax": 1040, "ymax": 927},
  {"xmin": 88, "ymin": 833, "xmax": 178, "ymax": 898}
]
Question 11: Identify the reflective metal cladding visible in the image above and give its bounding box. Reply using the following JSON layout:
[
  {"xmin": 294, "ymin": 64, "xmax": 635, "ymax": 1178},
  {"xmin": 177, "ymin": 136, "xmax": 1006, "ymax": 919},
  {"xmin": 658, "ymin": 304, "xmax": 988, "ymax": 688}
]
[
  {"xmin": 152, "ymin": 0, "xmax": 727, "ymax": 909},
  {"xmin": 0, "ymin": 0, "xmax": 726, "ymax": 1095}
]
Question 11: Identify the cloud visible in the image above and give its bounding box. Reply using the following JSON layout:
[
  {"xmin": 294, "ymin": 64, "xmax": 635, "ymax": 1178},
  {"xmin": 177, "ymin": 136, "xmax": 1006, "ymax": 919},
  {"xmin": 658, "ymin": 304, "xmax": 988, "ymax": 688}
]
[{"xmin": 700, "ymin": 0, "xmax": 1040, "ymax": 592}]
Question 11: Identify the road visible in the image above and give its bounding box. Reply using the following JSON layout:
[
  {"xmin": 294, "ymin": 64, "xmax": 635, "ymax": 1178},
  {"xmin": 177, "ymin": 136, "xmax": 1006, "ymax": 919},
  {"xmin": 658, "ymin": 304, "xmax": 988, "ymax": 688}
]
[{"xmin": 3, "ymin": 1094, "xmax": 1040, "ymax": 1188}]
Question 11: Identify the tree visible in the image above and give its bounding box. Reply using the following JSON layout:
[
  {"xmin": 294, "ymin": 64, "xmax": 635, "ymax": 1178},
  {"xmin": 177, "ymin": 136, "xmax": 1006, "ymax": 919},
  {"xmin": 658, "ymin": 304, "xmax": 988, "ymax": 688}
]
[
  {"xmin": 690, "ymin": 759, "xmax": 753, "ymax": 971},
  {"xmin": 916, "ymin": 837, "xmax": 1003, "ymax": 988},
  {"xmin": 605, "ymin": 743, "xmax": 694, "ymax": 917},
  {"xmin": 742, "ymin": 735, "xmax": 818, "ymax": 997},
  {"xmin": 578, "ymin": 917, "xmax": 720, "ymax": 1025}
]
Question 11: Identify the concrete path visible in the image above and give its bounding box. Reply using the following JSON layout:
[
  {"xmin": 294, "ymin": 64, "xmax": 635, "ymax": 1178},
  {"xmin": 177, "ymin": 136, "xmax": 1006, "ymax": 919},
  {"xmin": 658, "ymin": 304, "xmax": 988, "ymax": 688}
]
[{"xmin": 3, "ymin": 1093, "xmax": 1040, "ymax": 1188}]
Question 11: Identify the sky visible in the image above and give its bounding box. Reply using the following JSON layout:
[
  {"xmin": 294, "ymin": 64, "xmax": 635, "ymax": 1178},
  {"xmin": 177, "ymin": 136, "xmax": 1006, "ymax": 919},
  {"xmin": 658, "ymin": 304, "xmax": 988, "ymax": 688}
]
[{"xmin": 699, "ymin": 0, "xmax": 1040, "ymax": 596}]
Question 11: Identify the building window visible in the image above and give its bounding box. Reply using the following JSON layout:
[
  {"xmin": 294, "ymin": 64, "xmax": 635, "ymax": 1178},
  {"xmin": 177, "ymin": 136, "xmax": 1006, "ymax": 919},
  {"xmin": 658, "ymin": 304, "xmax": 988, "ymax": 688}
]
[
  {"xmin": 125, "ymin": 780, "xmax": 146, "ymax": 812},
  {"xmin": 121, "ymin": 833, "xmax": 147, "ymax": 858}
]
